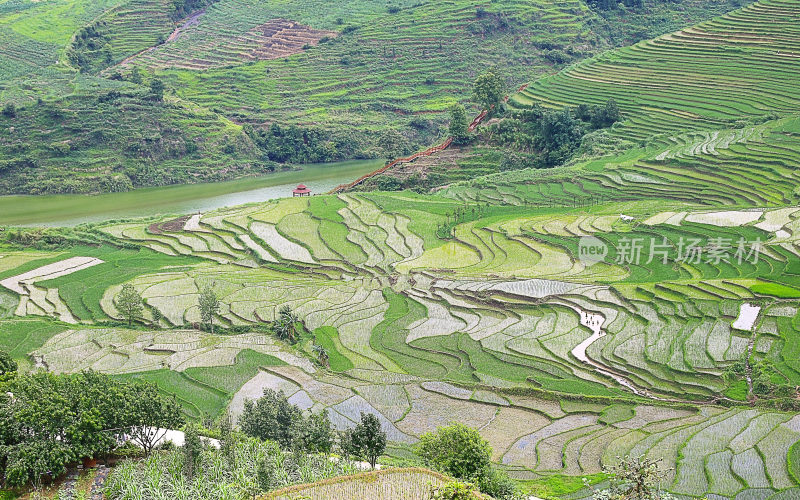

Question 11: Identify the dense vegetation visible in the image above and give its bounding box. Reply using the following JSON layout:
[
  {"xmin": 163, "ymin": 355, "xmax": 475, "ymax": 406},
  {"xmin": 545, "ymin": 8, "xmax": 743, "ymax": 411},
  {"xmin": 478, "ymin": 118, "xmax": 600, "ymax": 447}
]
[{"xmin": 0, "ymin": 371, "xmax": 182, "ymax": 487}]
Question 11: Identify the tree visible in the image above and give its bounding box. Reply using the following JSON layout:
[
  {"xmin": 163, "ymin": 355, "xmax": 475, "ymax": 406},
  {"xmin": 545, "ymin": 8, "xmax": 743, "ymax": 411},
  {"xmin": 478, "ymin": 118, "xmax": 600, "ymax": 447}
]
[
  {"xmin": 299, "ymin": 410, "xmax": 334, "ymax": 454},
  {"xmin": 219, "ymin": 413, "xmax": 236, "ymax": 464},
  {"xmin": 129, "ymin": 67, "xmax": 143, "ymax": 85},
  {"xmin": 124, "ymin": 380, "xmax": 184, "ymax": 456},
  {"xmin": 471, "ymin": 71, "xmax": 505, "ymax": 111},
  {"xmin": 417, "ymin": 423, "xmax": 519, "ymax": 499},
  {"xmin": 239, "ymin": 389, "xmax": 304, "ymax": 449},
  {"xmin": 116, "ymin": 284, "xmax": 143, "ymax": 327},
  {"xmin": 274, "ymin": 305, "xmax": 299, "ymax": 343},
  {"xmin": 0, "ymin": 371, "xmax": 184, "ymax": 487},
  {"xmin": 449, "ymin": 103, "xmax": 471, "ymax": 145},
  {"xmin": 151, "ymin": 307, "xmax": 163, "ymax": 327},
  {"xmin": 417, "ymin": 423, "xmax": 492, "ymax": 480},
  {"xmin": 590, "ymin": 98, "xmax": 622, "ymax": 129},
  {"xmin": 149, "ymin": 78, "xmax": 165, "ymax": 101},
  {"xmin": 199, "ymin": 285, "xmax": 220, "ymax": 333},
  {"xmin": 312, "ymin": 344, "xmax": 329, "ymax": 368},
  {"xmin": 588, "ymin": 455, "xmax": 675, "ymax": 500},
  {"xmin": 183, "ymin": 424, "xmax": 203, "ymax": 480},
  {"xmin": 0, "ymin": 349, "xmax": 17, "ymax": 380},
  {"xmin": 340, "ymin": 412, "xmax": 386, "ymax": 469}
]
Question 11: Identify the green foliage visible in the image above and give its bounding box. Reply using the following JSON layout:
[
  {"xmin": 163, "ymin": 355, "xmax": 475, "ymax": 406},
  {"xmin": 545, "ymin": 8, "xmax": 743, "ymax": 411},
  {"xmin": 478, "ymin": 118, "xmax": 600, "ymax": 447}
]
[
  {"xmin": 0, "ymin": 91, "xmax": 261, "ymax": 195},
  {"xmin": 198, "ymin": 285, "xmax": 220, "ymax": 333},
  {"xmin": 449, "ymin": 103, "xmax": 471, "ymax": 145},
  {"xmin": 0, "ymin": 350, "xmax": 17, "ymax": 378},
  {"xmin": 274, "ymin": 305, "xmax": 299, "ymax": 344},
  {"xmin": 0, "ymin": 371, "xmax": 183, "ymax": 487},
  {"xmin": 1, "ymin": 103, "xmax": 15, "ymax": 118},
  {"xmin": 149, "ymin": 78, "xmax": 165, "ymax": 102},
  {"xmin": 239, "ymin": 388, "xmax": 333, "ymax": 453},
  {"xmin": 417, "ymin": 423, "xmax": 492, "ymax": 483},
  {"xmin": 246, "ymin": 123, "xmax": 364, "ymax": 164},
  {"xmin": 472, "ymin": 72, "xmax": 506, "ymax": 111},
  {"xmin": 239, "ymin": 389, "xmax": 302, "ymax": 448},
  {"xmin": 340, "ymin": 412, "xmax": 386, "ymax": 469},
  {"xmin": 484, "ymin": 100, "xmax": 620, "ymax": 169},
  {"xmin": 183, "ymin": 424, "xmax": 203, "ymax": 480},
  {"xmin": 104, "ymin": 435, "xmax": 356, "ymax": 499},
  {"xmin": 430, "ymin": 481, "xmax": 483, "ymax": 500},
  {"xmin": 417, "ymin": 423, "xmax": 519, "ymax": 499},
  {"xmin": 116, "ymin": 283, "xmax": 143, "ymax": 326}
]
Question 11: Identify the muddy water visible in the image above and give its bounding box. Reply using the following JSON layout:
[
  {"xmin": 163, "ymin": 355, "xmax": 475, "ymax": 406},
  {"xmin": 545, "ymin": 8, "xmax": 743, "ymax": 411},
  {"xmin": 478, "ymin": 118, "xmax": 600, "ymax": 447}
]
[{"xmin": 0, "ymin": 159, "xmax": 383, "ymax": 226}]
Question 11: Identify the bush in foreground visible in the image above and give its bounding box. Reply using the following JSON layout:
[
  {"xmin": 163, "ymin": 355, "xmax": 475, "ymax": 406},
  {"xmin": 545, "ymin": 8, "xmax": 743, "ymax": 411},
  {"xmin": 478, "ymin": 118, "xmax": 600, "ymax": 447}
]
[
  {"xmin": 0, "ymin": 371, "xmax": 182, "ymax": 487},
  {"xmin": 416, "ymin": 423, "xmax": 519, "ymax": 499}
]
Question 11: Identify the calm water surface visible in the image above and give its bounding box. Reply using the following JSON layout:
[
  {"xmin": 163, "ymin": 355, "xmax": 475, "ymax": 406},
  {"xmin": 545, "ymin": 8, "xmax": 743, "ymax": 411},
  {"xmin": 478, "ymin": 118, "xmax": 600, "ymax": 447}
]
[{"xmin": 0, "ymin": 160, "xmax": 382, "ymax": 226}]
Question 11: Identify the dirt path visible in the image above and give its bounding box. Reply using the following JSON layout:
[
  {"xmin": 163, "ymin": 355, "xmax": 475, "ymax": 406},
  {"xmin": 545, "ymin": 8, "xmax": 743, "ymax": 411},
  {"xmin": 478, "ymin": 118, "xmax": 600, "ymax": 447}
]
[
  {"xmin": 328, "ymin": 83, "xmax": 530, "ymax": 194},
  {"xmin": 566, "ymin": 304, "xmax": 728, "ymax": 404},
  {"xmin": 168, "ymin": 9, "xmax": 205, "ymax": 42},
  {"xmin": 118, "ymin": 9, "xmax": 205, "ymax": 66}
]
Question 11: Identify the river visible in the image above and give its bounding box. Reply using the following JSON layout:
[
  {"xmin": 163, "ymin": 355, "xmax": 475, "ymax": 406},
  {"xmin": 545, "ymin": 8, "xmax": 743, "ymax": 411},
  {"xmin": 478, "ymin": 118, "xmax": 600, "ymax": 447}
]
[{"xmin": 0, "ymin": 159, "xmax": 382, "ymax": 226}]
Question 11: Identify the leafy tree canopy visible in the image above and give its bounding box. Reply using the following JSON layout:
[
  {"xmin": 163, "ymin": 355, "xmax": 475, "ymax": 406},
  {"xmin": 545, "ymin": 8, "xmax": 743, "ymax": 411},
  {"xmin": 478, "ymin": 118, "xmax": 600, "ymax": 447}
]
[
  {"xmin": 417, "ymin": 422, "xmax": 492, "ymax": 481},
  {"xmin": 0, "ymin": 371, "xmax": 183, "ymax": 487},
  {"xmin": 239, "ymin": 388, "xmax": 333, "ymax": 453},
  {"xmin": 340, "ymin": 412, "xmax": 386, "ymax": 469},
  {"xmin": 472, "ymin": 72, "xmax": 505, "ymax": 111}
]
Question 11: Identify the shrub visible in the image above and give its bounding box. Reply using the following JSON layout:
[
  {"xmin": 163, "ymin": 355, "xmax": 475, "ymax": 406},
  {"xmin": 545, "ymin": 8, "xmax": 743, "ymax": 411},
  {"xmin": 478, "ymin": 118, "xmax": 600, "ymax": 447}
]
[
  {"xmin": 2, "ymin": 103, "xmax": 16, "ymax": 118},
  {"xmin": 430, "ymin": 481, "xmax": 483, "ymax": 500},
  {"xmin": 416, "ymin": 423, "xmax": 491, "ymax": 481}
]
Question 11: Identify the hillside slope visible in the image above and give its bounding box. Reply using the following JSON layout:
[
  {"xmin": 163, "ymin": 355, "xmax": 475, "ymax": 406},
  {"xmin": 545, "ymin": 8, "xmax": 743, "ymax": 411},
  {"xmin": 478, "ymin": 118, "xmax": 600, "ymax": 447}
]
[
  {"xmin": 442, "ymin": 0, "xmax": 800, "ymax": 208},
  {"xmin": 0, "ymin": 0, "xmax": 756, "ymax": 194}
]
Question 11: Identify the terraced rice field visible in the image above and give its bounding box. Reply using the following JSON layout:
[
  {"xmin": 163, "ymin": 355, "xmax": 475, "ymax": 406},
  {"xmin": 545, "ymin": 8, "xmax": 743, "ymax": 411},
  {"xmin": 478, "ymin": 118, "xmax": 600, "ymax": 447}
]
[
  {"xmin": 122, "ymin": 16, "xmax": 338, "ymax": 70},
  {"xmin": 4, "ymin": 0, "xmax": 800, "ymax": 498},
  {"xmin": 444, "ymin": 115, "xmax": 800, "ymax": 209},
  {"xmin": 510, "ymin": 0, "xmax": 800, "ymax": 142},
  {"xmin": 4, "ymin": 189, "xmax": 800, "ymax": 498}
]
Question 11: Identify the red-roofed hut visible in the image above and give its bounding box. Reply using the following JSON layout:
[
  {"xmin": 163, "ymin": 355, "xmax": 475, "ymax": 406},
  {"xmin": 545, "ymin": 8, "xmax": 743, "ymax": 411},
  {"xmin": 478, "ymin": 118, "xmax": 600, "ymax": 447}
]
[{"xmin": 293, "ymin": 184, "xmax": 311, "ymax": 197}]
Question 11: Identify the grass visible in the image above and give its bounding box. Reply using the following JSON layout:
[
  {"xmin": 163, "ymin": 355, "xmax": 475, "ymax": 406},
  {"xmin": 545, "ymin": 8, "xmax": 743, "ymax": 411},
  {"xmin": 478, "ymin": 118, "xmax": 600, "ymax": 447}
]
[
  {"xmin": 749, "ymin": 282, "xmax": 800, "ymax": 299},
  {"xmin": 184, "ymin": 349, "xmax": 286, "ymax": 394},
  {"xmin": 0, "ymin": 318, "xmax": 68, "ymax": 369},
  {"xmin": 520, "ymin": 473, "xmax": 606, "ymax": 499},
  {"xmin": 114, "ymin": 368, "xmax": 230, "ymax": 420},
  {"xmin": 312, "ymin": 326, "xmax": 354, "ymax": 372}
]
